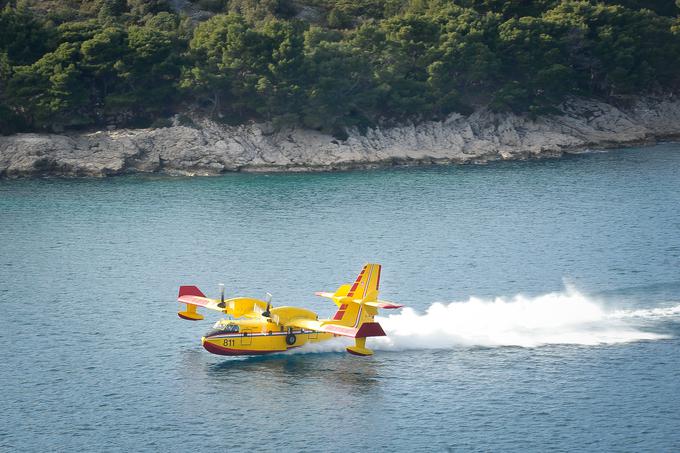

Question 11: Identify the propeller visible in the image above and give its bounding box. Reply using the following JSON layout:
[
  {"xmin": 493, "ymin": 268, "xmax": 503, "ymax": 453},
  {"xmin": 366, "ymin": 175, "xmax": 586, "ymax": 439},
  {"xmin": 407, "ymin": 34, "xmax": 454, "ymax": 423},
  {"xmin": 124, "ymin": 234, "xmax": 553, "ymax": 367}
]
[
  {"xmin": 262, "ymin": 292, "xmax": 272, "ymax": 318},
  {"xmin": 217, "ymin": 283, "xmax": 226, "ymax": 308}
]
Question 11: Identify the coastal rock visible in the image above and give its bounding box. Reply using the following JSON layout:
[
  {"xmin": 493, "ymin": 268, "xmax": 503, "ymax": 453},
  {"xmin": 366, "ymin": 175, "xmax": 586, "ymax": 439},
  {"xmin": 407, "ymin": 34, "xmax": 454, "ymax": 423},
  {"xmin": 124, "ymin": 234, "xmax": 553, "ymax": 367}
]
[{"xmin": 1, "ymin": 95, "xmax": 679, "ymax": 178}]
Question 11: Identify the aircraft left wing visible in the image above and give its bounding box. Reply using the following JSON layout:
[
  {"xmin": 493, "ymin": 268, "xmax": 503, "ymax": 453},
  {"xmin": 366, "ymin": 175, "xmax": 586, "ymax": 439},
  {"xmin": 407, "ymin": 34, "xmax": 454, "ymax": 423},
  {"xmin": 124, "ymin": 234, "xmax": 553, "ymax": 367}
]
[
  {"xmin": 177, "ymin": 286, "xmax": 224, "ymax": 320},
  {"xmin": 177, "ymin": 286, "xmax": 270, "ymax": 321}
]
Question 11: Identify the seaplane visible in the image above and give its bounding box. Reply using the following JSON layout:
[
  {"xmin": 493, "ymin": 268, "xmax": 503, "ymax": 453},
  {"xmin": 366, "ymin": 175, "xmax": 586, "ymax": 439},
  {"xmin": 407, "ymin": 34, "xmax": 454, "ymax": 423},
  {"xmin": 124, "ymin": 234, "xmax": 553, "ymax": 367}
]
[{"xmin": 177, "ymin": 264, "xmax": 403, "ymax": 356}]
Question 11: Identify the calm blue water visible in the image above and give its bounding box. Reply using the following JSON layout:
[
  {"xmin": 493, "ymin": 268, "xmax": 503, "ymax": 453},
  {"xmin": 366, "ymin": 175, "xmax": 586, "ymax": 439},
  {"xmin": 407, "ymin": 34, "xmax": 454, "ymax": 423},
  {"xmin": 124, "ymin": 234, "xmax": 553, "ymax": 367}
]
[{"xmin": 1, "ymin": 144, "xmax": 680, "ymax": 451}]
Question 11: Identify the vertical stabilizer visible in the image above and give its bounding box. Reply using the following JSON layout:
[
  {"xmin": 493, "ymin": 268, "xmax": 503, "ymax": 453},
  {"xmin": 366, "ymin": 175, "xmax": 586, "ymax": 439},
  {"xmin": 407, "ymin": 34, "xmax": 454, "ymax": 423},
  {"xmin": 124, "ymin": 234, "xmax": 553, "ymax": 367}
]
[{"xmin": 346, "ymin": 263, "xmax": 381, "ymax": 302}]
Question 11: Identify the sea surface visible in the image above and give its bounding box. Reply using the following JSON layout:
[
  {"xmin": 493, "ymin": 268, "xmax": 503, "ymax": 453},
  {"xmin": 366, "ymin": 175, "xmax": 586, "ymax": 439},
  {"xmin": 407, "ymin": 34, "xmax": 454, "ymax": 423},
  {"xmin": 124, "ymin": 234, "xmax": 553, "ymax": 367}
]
[{"xmin": 1, "ymin": 143, "xmax": 680, "ymax": 452}]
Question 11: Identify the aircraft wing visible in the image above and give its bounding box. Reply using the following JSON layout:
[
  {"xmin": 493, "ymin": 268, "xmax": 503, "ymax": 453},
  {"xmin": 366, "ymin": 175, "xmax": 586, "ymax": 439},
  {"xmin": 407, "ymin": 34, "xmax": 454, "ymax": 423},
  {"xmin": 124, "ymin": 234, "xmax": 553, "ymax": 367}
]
[
  {"xmin": 364, "ymin": 300, "xmax": 404, "ymax": 309},
  {"xmin": 287, "ymin": 317, "xmax": 324, "ymax": 331},
  {"xmin": 177, "ymin": 286, "xmax": 268, "ymax": 320},
  {"xmin": 289, "ymin": 318, "xmax": 389, "ymax": 338},
  {"xmin": 288, "ymin": 317, "xmax": 358, "ymax": 337},
  {"xmin": 178, "ymin": 286, "xmax": 224, "ymax": 312}
]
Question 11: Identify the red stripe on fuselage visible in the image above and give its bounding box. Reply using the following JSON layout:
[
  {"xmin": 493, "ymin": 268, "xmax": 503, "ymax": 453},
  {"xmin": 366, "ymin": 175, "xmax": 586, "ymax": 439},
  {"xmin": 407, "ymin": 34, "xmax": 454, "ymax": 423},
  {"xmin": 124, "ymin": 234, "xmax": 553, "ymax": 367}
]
[{"xmin": 202, "ymin": 341, "xmax": 302, "ymax": 356}]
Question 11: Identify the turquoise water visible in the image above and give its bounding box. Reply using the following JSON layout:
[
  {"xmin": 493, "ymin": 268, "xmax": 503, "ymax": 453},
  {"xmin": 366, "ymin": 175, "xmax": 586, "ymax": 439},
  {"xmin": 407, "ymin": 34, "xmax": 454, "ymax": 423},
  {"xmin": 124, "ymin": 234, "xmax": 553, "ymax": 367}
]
[{"xmin": 1, "ymin": 144, "xmax": 680, "ymax": 451}]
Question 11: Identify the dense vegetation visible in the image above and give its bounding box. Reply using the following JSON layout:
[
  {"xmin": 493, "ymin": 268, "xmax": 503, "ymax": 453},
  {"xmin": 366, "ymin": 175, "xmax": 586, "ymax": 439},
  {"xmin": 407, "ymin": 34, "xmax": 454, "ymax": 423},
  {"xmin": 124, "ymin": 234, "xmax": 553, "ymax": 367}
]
[{"xmin": 1, "ymin": 0, "xmax": 679, "ymax": 136}]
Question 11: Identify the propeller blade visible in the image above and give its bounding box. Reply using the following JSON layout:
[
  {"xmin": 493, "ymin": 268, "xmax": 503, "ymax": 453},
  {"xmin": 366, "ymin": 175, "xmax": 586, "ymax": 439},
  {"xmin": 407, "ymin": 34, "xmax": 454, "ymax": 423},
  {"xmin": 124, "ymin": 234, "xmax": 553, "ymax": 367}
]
[
  {"xmin": 262, "ymin": 292, "xmax": 273, "ymax": 317},
  {"xmin": 217, "ymin": 283, "xmax": 226, "ymax": 308}
]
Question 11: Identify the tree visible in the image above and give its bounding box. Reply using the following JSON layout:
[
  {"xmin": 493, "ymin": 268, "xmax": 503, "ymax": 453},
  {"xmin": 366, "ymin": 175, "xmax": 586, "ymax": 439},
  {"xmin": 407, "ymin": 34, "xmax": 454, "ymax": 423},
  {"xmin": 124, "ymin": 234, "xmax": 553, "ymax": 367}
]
[
  {"xmin": 373, "ymin": 13, "xmax": 442, "ymax": 118},
  {"xmin": 0, "ymin": 4, "xmax": 54, "ymax": 65},
  {"xmin": 494, "ymin": 16, "xmax": 575, "ymax": 110},
  {"xmin": 182, "ymin": 14, "xmax": 249, "ymax": 117},
  {"xmin": 7, "ymin": 43, "xmax": 88, "ymax": 129},
  {"xmin": 58, "ymin": 20, "xmax": 101, "ymax": 44},
  {"xmin": 80, "ymin": 26, "xmax": 127, "ymax": 105},
  {"xmin": 256, "ymin": 19, "xmax": 307, "ymax": 123},
  {"xmin": 115, "ymin": 17, "xmax": 183, "ymax": 117},
  {"xmin": 97, "ymin": 0, "xmax": 128, "ymax": 21},
  {"xmin": 545, "ymin": 1, "xmax": 680, "ymax": 95},
  {"xmin": 128, "ymin": 0, "xmax": 172, "ymax": 18},
  {"xmin": 302, "ymin": 27, "xmax": 378, "ymax": 134}
]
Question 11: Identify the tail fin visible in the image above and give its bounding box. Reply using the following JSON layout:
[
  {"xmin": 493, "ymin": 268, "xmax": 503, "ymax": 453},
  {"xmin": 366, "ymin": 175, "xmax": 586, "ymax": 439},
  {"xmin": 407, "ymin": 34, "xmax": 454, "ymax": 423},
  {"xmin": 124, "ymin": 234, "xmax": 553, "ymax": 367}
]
[
  {"xmin": 328, "ymin": 264, "xmax": 380, "ymax": 322},
  {"xmin": 328, "ymin": 263, "xmax": 391, "ymax": 326},
  {"xmin": 314, "ymin": 264, "xmax": 403, "ymax": 356},
  {"xmin": 327, "ymin": 264, "xmax": 388, "ymax": 356},
  {"xmin": 346, "ymin": 263, "xmax": 381, "ymax": 302}
]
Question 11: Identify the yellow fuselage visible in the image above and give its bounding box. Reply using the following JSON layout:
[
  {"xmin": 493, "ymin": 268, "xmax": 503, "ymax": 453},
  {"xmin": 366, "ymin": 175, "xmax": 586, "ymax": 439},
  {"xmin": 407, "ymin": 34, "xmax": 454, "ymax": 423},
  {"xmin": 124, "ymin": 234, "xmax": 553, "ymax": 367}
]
[
  {"xmin": 201, "ymin": 307, "xmax": 337, "ymax": 355},
  {"xmin": 202, "ymin": 329, "xmax": 336, "ymax": 355}
]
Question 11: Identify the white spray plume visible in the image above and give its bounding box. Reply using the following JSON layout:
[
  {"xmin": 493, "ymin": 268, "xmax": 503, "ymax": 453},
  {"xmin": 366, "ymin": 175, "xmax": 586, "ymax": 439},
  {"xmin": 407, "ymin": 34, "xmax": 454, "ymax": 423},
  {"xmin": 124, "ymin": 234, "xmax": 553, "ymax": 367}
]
[
  {"xmin": 290, "ymin": 286, "xmax": 676, "ymax": 355},
  {"xmin": 372, "ymin": 286, "xmax": 674, "ymax": 350}
]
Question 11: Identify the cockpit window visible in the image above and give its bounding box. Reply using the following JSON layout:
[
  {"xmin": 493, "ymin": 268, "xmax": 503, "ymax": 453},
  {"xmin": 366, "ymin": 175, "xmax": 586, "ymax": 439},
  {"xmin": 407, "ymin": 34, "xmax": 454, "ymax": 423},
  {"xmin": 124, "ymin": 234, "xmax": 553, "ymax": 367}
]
[
  {"xmin": 206, "ymin": 322, "xmax": 240, "ymax": 337},
  {"xmin": 212, "ymin": 321, "xmax": 239, "ymax": 332}
]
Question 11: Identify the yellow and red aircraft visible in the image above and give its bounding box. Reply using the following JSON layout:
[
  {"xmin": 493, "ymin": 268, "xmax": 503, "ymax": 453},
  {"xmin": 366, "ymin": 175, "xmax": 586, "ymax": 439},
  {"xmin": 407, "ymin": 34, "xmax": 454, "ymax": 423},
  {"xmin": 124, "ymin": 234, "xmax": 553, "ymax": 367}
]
[{"xmin": 177, "ymin": 264, "xmax": 402, "ymax": 356}]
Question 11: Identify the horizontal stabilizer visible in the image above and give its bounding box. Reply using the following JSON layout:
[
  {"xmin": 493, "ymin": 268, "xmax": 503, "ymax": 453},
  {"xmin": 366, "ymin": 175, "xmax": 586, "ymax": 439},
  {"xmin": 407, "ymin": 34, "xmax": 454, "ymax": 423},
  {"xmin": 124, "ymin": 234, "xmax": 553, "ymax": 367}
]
[
  {"xmin": 364, "ymin": 300, "xmax": 404, "ymax": 309},
  {"xmin": 316, "ymin": 292, "xmax": 402, "ymax": 309}
]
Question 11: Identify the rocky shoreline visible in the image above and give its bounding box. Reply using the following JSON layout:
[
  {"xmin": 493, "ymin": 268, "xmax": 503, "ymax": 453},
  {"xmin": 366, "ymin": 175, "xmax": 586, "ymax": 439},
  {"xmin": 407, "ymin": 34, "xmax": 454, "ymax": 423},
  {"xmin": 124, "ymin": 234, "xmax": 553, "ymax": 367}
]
[{"xmin": 1, "ymin": 95, "xmax": 679, "ymax": 178}]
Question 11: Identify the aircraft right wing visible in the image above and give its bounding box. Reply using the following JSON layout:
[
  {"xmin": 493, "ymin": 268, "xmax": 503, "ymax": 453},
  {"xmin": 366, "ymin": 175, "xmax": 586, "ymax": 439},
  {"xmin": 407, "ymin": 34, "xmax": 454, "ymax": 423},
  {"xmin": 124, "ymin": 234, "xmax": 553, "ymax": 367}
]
[
  {"xmin": 287, "ymin": 317, "xmax": 359, "ymax": 337},
  {"xmin": 286, "ymin": 317, "xmax": 386, "ymax": 338}
]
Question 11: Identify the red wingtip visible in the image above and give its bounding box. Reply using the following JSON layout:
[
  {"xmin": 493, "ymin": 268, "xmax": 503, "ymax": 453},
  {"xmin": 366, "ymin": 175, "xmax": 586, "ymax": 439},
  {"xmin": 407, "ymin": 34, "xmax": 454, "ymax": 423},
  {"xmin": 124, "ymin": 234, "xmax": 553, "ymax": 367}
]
[{"xmin": 178, "ymin": 285, "xmax": 205, "ymax": 298}]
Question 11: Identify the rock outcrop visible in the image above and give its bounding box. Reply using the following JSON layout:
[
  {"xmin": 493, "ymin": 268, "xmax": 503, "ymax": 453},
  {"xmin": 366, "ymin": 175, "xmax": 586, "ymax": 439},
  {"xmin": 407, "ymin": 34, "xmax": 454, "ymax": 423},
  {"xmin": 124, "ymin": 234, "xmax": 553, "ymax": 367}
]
[{"xmin": 1, "ymin": 95, "xmax": 679, "ymax": 178}]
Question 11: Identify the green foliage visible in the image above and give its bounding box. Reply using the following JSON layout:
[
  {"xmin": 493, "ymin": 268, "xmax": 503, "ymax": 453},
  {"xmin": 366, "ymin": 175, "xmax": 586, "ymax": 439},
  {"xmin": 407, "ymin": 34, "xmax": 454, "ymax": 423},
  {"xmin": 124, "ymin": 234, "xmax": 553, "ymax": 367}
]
[
  {"xmin": 0, "ymin": 4, "xmax": 54, "ymax": 65},
  {"xmin": 127, "ymin": 0, "xmax": 172, "ymax": 18},
  {"xmin": 7, "ymin": 42, "xmax": 88, "ymax": 129},
  {"xmin": 603, "ymin": 0, "xmax": 678, "ymax": 17},
  {"xmin": 227, "ymin": 0, "xmax": 293, "ymax": 22},
  {"xmin": 1, "ymin": 0, "xmax": 680, "ymax": 135},
  {"xmin": 119, "ymin": 19, "xmax": 183, "ymax": 116},
  {"xmin": 96, "ymin": 0, "xmax": 127, "ymax": 20},
  {"xmin": 302, "ymin": 27, "xmax": 377, "ymax": 132},
  {"xmin": 327, "ymin": 8, "xmax": 352, "ymax": 28},
  {"xmin": 193, "ymin": 0, "xmax": 227, "ymax": 13}
]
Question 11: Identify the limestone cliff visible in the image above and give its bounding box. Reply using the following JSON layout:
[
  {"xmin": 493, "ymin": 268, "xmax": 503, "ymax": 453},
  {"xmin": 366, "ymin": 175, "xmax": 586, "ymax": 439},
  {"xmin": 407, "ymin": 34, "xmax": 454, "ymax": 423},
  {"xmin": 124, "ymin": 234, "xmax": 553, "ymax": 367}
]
[{"xmin": 1, "ymin": 96, "xmax": 679, "ymax": 178}]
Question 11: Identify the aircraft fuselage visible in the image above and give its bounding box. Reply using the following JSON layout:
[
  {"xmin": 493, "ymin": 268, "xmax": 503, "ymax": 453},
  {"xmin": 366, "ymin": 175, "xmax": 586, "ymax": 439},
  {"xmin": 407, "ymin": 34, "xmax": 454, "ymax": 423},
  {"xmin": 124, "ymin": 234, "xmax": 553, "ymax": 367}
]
[{"xmin": 202, "ymin": 326, "xmax": 336, "ymax": 355}]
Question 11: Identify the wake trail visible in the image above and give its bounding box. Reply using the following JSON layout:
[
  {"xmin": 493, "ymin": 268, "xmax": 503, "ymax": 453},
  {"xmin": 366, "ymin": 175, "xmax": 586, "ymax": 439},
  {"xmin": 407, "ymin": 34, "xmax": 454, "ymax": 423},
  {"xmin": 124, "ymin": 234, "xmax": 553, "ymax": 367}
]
[
  {"xmin": 373, "ymin": 286, "xmax": 677, "ymax": 350},
  {"xmin": 290, "ymin": 286, "xmax": 678, "ymax": 355}
]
